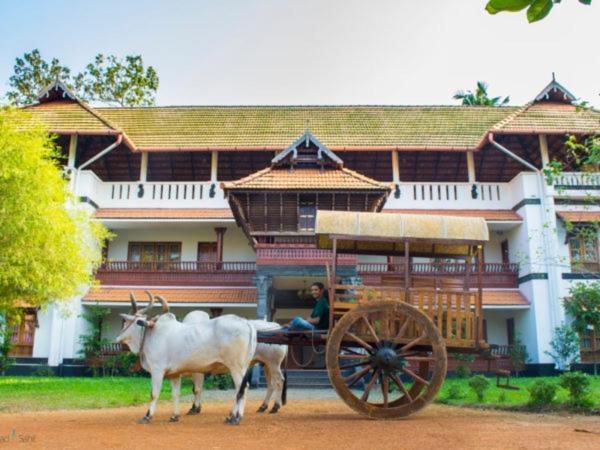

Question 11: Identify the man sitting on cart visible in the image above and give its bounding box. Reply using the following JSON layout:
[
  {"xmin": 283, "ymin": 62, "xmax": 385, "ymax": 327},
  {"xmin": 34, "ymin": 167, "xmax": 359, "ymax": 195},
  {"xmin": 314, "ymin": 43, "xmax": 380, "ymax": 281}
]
[{"xmin": 282, "ymin": 282, "xmax": 329, "ymax": 331}]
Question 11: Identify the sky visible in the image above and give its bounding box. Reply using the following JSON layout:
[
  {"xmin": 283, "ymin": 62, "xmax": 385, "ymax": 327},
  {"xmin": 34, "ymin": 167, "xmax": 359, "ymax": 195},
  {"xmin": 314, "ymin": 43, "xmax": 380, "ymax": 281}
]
[{"xmin": 0, "ymin": 0, "xmax": 598, "ymax": 107}]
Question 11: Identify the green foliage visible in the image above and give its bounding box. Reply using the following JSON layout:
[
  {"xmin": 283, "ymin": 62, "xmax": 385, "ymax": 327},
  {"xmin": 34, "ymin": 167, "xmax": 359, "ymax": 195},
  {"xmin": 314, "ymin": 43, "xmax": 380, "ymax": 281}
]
[
  {"xmin": 446, "ymin": 383, "xmax": 464, "ymax": 400},
  {"xmin": 468, "ymin": 375, "xmax": 490, "ymax": 402},
  {"xmin": 74, "ymin": 54, "xmax": 159, "ymax": 107},
  {"xmin": 0, "ymin": 109, "xmax": 110, "ymax": 316},
  {"xmin": 0, "ymin": 324, "xmax": 15, "ymax": 375},
  {"xmin": 509, "ymin": 332, "xmax": 530, "ymax": 376},
  {"xmin": 559, "ymin": 371, "xmax": 592, "ymax": 407},
  {"xmin": 78, "ymin": 303, "xmax": 111, "ymax": 364},
  {"xmin": 453, "ymin": 81, "xmax": 509, "ymax": 106},
  {"xmin": 5, "ymin": 49, "xmax": 159, "ymax": 107},
  {"xmin": 454, "ymin": 353, "xmax": 475, "ymax": 378},
  {"xmin": 204, "ymin": 373, "xmax": 234, "ymax": 390},
  {"xmin": 31, "ymin": 365, "xmax": 55, "ymax": 377},
  {"xmin": 486, "ymin": 0, "xmax": 592, "ymax": 23},
  {"xmin": 527, "ymin": 379, "xmax": 557, "ymax": 408},
  {"xmin": 104, "ymin": 352, "xmax": 139, "ymax": 377},
  {"xmin": 497, "ymin": 390, "xmax": 507, "ymax": 403},
  {"xmin": 455, "ymin": 365, "xmax": 471, "ymax": 379},
  {"xmin": 545, "ymin": 323, "xmax": 581, "ymax": 371},
  {"xmin": 565, "ymin": 282, "xmax": 600, "ymax": 333}
]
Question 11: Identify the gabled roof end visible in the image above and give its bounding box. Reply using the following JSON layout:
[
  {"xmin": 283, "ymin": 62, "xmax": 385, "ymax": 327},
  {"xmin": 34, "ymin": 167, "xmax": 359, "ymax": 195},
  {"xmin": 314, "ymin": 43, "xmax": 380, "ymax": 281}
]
[
  {"xmin": 37, "ymin": 80, "xmax": 78, "ymax": 104},
  {"xmin": 534, "ymin": 75, "xmax": 576, "ymax": 104}
]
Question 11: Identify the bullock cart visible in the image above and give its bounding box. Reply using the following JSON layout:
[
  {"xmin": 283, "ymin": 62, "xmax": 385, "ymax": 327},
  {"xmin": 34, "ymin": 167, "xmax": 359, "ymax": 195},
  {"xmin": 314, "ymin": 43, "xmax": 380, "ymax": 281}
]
[{"xmin": 258, "ymin": 210, "xmax": 490, "ymax": 419}]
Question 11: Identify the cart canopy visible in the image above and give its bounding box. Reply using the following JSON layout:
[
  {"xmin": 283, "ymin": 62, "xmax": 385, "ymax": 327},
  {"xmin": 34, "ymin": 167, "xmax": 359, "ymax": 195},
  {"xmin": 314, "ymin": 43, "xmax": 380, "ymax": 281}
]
[{"xmin": 315, "ymin": 210, "xmax": 489, "ymax": 257}]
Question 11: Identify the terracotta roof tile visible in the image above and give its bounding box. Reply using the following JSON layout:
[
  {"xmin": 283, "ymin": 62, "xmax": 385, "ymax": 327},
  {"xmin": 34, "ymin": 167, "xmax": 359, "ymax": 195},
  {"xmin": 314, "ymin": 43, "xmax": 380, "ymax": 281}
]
[
  {"xmin": 97, "ymin": 106, "xmax": 515, "ymax": 151},
  {"xmin": 557, "ymin": 211, "xmax": 600, "ymax": 223},
  {"xmin": 222, "ymin": 167, "xmax": 391, "ymax": 190},
  {"xmin": 493, "ymin": 102, "xmax": 600, "ymax": 134},
  {"xmin": 94, "ymin": 208, "xmax": 233, "ymax": 219},
  {"xmin": 24, "ymin": 100, "xmax": 116, "ymax": 133},
  {"xmin": 384, "ymin": 209, "xmax": 522, "ymax": 221},
  {"xmin": 482, "ymin": 290, "xmax": 529, "ymax": 307},
  {"xmin": 83, "ymin": 287, "xmax": 256, "ymax": 304}
]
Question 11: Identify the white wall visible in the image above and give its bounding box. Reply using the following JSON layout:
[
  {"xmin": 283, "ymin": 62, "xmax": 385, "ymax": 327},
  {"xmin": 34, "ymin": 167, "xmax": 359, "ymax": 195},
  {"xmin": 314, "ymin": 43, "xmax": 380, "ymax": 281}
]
[{"xmin": 106, "ymin": 224, "xmax": 255, "ymax": 262}]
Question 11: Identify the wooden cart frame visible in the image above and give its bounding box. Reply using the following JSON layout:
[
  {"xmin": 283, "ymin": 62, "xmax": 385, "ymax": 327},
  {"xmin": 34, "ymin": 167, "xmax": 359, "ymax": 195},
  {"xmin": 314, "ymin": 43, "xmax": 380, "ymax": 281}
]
[{"xmin": 258, "ymin": 210, "xmax": 490, "ymax": 419}]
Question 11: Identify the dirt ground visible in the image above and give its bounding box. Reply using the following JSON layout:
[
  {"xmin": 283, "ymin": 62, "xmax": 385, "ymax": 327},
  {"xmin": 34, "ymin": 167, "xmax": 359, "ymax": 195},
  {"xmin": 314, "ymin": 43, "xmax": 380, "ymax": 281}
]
[{"xmin": 0, "ymin": 398, "xmax": 599, "ymax": 450}]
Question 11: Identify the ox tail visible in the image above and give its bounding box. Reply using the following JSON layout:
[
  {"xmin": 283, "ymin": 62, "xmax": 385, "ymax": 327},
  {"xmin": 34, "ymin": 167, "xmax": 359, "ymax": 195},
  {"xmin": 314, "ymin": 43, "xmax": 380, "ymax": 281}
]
[
  {"xmin": 236, "ymin": 369, "xmax": 253, "ymax": 402},
  {"xmin": 282, "ymin": 368, "xmax": 288, "ymax": 406},
  {"xmin": 235, "ymin": 321, "xmax": 257, "ymax": 402}
]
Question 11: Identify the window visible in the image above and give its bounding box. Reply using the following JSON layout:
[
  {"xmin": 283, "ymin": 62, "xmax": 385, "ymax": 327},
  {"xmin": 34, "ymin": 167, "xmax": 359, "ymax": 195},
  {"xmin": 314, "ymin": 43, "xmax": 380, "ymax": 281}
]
[
  {"xmin": 569, "ymin": 232, "xmax": 600, "ymax": 273},
  {"xmin": 9, "ymin": 309, "xmax": 37, "ymax": 357},
  {"xmin": 298, "ymin": 195, "xmax": 316, "ymax": 231},
  {"xmin": 128, "ymin": 242, "xmax": 181, "ymax": 269},
  {"xmin": 197, "ymin": 242, "xmax": 217, "ymax": 262}
]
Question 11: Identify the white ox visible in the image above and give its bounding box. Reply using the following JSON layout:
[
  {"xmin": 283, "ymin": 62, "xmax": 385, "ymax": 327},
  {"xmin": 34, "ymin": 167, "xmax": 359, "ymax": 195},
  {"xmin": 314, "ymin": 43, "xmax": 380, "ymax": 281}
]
[
  {"xmin": 115, "ymin": 293, "xmax": 256, "ymax": 425},
  {"xmin": 182, "ymin": 313, "xmax": 288, "ymax": 414}
]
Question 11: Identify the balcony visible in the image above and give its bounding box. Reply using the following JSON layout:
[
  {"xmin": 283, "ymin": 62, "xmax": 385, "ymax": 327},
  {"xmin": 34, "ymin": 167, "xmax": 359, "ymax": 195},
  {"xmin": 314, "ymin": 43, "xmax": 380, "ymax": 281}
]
[
  {"xmin": 358, "ymin": 262, "xmax": 519, "ymax": 289},
  {"xmin": 255, "ymin": 244, "xmax": 357, "ymax": 266},
  {"xmin": 76, "ymin": 170, "xmax": 228, "ymax": 209},
  {"xmin": 95, "ymin": 261, "xmax": 256, "ymax": 286}
]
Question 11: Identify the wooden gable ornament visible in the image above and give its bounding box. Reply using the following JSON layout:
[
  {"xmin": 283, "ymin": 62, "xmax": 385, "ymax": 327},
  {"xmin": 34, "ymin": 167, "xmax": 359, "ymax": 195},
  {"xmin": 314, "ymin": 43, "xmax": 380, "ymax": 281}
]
[
  {"xmin": 37, "ymin": 80, "xmax": 78, "ymax": 104},
  {"xmin": 534, "ymin": 74, "xmax": 577, "ymax": 104},
  {"xmin": 271, "ymin": 130, "xmax": 343, "ymax": 170}
]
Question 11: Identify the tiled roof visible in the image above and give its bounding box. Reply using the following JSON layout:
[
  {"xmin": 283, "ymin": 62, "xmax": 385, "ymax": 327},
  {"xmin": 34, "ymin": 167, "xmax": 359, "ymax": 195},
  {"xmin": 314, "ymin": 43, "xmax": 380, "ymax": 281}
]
[
  {"xmin": 23, "ymin": 100, "xmax": 117, "ymax": 133},
  {"xmin": 97, "ymin": 105, "xmax": 516, "ymax": 151},
  {"xmin": 222, "ymin": 167, "xmax": 391, "ymax": 190},
  {"xmin": 384, "ymin": 209, "xmax": 522, "ymax": 221},
  {"xmin": 493, "ymin": 102, "xmax": 600, "ymax": 134},
  {"xmin": 482, "ymin": 290, "xmax": 529, "ymax": 307},
  {"xmin": 94, "ymin": 208, "xmax": 234, "ymax": 219},
  {"xmin": 83, "ymin": 287, "xmax": 256, "ymax": 304},
  {"xmin": 557, "ymin": 211, "xmax": 600, "ymax": 223}
]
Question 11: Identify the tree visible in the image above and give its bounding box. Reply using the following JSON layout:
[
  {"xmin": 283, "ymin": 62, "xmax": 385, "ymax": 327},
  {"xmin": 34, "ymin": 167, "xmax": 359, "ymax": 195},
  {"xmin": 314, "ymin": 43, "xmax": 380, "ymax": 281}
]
[
  {"xmin": 486, "ymin": 0, "xmax": 592, "ymax": 23},
  {"xmin": 0, "ymin": 108, "xmax": 110, "ymax": 319},
  {"xmin": 5, "ymin": 49, "xmax": 73, "ymax": 106},
  {"xmin": 75, "ymin": 54, "xmax": 159, "ymax": 107},
  {"xmin": 545, "ymin": 322, "xmax": 581, "ymax": 371},
  {"xmin": 5, "ymin": 49, "xmax": 159, "ymax": 107},
  {"xmin": 453, "ymin": 81, "xmax": 510, "ymax": 106}
]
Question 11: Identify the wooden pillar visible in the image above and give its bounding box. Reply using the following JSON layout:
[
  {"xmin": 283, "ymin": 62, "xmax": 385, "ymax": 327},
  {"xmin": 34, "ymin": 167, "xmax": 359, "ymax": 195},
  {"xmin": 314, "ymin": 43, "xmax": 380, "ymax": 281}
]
[
  {"xmin": 329, "ymin": 237, "xmax": 337, "ymax": 332},
  {"xmin": 476, "ymin": 245, "xmax": 483, "ymax": 348},
  {"xmin": 139, "ymin": 152, "xmax": 148, "ymax": 182},
  {"xmin": 392, "ymin": 150, "xmax": 400, "ymax": 183},
  {"xmin": 404, "ymin": 241, "xmax": 410, "ymax": 303},
  {"xmin": 67, "ymin": 134, "xmax": 78, "ymax": 168},
  {"xmin": 467, "ymin": 151, "xmax": 476, "ymax": 183},
  {"xmin": 215, "ymin": 227, "xmax": 226, "ymax": 265},
  {"xmin": 211, "ymin": 150, "xmax": 218, "ymax": 182}
]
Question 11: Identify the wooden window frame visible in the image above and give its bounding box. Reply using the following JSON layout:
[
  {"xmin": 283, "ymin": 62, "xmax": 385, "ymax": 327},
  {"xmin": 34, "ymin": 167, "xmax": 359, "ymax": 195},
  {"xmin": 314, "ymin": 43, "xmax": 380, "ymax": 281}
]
[
  {"xmin": 568, "ymin": 232, "xmax": 600, "ymax": 273},
  {"xmin": 127, "ymin": 242, "xmax": 182, "ymax": 270}
]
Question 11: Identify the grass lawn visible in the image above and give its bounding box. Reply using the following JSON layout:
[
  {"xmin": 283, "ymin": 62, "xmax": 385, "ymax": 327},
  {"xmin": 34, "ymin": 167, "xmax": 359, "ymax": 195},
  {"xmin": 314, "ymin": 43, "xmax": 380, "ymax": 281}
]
[
  {"xmin": 435, "ymin": 375, "xmax": 600, "ymax": 411},
  {"xmin": 0, "ymin": 375, "xmax": 598, "ymax": 413}
]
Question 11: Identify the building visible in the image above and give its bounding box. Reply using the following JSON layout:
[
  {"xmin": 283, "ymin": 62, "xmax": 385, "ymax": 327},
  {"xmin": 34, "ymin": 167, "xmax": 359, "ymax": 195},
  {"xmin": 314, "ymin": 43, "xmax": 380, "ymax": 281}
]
[{"xmin": 8, "ymin": 78, "xmax": 600, "ymax": 372}]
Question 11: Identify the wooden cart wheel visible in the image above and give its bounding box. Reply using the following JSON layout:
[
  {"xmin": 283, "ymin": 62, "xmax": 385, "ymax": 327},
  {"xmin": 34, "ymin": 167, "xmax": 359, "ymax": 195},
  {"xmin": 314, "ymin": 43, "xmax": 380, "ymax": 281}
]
[{"xmin": 326, "ymin": 300, "xmax": 447, "ymax": 419}]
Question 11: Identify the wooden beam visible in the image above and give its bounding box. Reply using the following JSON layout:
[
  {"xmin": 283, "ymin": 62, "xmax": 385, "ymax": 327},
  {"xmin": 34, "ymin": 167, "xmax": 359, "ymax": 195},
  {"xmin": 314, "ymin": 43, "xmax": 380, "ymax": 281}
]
[
  {"xmin": 189, "ymin": 152, "xmax": 196, "ymax": 180},
  {"xmin": 126, "ymin": 150, "xmax": 133, "ymax": 181},
  {"xmin": 454, "ymin": 152, "xmax": 463, "ymax": 182},
  {"xmin": 433, "ymin": 152, "xmax": 442, "ymax": 181},
  {"xmin": 168, "ymin": 153, "xmax": 174, "ymax": 179},
  {"xmin": 391, "ymin": 150, "xmax": 400, "ymax": 183}
]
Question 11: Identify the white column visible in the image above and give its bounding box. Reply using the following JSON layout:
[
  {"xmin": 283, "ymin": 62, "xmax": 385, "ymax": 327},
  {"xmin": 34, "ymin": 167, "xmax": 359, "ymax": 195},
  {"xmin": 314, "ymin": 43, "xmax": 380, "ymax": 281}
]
[
  {"xmin": 67, "ymin": 134, "xmax": 78, "ymax": 168},
  {"xmin": 539, "ymin": 134, "xmax": 550, "ymax": 167},
  {"xmin": 391, "ymin": 150, "xmax": 400, "ymax": 183},
  {"xmin": 139, "ymin": 152, "xmax": 148, "ymax": 182},
  {"xmin": 467, "ymin": 151, "xmax": 476, "ymax": 183},
  {"xmin": 211, "ymin": 150, "xmax": 219, "ymax": 182}
]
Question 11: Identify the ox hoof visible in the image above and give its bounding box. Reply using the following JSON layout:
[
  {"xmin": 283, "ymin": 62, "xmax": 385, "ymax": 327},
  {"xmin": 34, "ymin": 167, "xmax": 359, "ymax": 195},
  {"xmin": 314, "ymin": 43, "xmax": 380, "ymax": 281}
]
[
  {"xmin": 187, "ymin": 405, "xmax": 201, "ymax": 416},
  {"xmin": 225, "ymin": 414, "xmax": 241, "ymax": 425},
  {"xmin": 169, "ymin": 415, "xmax": 180, "ymax": 423},
  {"xmin": 256, "ymin": 404, "xmax": 268, "ymax": 413},
  {"xmin": 269, "ymin": 404, "xmax": 280, "ymax": 414},
  {"xmin": 138, "ymin": 416, "xmax": 151, "ymax": 424}
]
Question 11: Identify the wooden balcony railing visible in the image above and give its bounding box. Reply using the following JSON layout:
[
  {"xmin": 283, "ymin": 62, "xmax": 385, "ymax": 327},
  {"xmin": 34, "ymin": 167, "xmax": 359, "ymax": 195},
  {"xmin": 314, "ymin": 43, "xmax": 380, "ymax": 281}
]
[
  {"xmin": 255, "ymin": 245, "xmax": 357, "ymax": 266},
  {"xmin": 95, "ymin": 260, "xmax": 256, "ymax": 286},
  {"xmin": 357, "ymin": 262, "xmax": 519, "ymax": 289}
]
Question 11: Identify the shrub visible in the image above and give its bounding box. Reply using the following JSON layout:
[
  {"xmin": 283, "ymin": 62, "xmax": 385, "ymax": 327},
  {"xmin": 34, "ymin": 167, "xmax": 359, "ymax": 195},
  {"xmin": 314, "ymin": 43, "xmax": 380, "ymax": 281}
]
[
  {"xmin": 446, "ymin": 383, "xmax": 463, "ymax": 400},
  {"xmin": 455, "ymin": 365, "xmax": 471, "ymax": 379},
  {"xmin": 527, "ymin": 379, "xmax": 557, "ymax": 408},
  {"xmin": 468, "ymin": 375, "xmax": 489, "ymax": 402},
  {"xmin": 545, "ymin": 323, "xmax": 580, "ymax": 371},
  {"xmin": 0, "ymin": 326, "xmax": 15, "ymax": 375},
  {"xmin": 497, "ymin": 390, "xmax": 507, "ymax": 403},
  {"xmin": 559, "ymin": 371, "xmax": 592, "ymax": 408},
  {"xmin": 509, "ymin": 332, "xmax": 530, "ymax": 377},
  {"xmin": 32, "ymin": 365, "xmax": 55, "ymax": 377},
  {"xmin": 454, "ymin": 353, "xmax": 475, "ymax": 379},
  {"xmin": 204, "ymin": 373, "xmax": 234, "ymax": 390}
]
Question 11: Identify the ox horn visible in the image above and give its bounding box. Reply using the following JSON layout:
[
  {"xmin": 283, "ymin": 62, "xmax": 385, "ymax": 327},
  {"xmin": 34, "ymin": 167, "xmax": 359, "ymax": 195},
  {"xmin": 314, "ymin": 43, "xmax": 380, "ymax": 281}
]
[
  {"xmin": 154, "ymin": 295, "xmax": 170, "ymax": 313},
  {"xmin": 129, "ymin": 292, "xmax": 138, "ymax": 314},
  {"xmin": 137, "ymin": 291, "xmax": 155, "ymax": 315}
]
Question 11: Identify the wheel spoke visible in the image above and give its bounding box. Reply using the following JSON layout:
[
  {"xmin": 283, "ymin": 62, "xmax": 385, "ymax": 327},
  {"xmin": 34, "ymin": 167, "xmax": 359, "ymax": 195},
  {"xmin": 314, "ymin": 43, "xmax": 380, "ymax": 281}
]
[
  {"xmin": 339, "ymin": 354, "xmax": 370, "ymax": 360},
  {"xmin": 361, "ymin": 316, "xmax": 380, "ymax": 343},
  {"xmin": 397, "ymin": 333, "xmax": 425, "ymax": 352},
  {"xmin": 382, "ymin": 376, "xmax": 389, "ymax": 407},
  {"xmin": 344, "ymin": 365, "xmax": 372, "ymax": 388},
  {"xmin": 390, "ymin": 373, "xmax": 413, "ymax": 403},
  {"xmin": 339, "ymin": 360, "xmax": 371, "ymax": 370},
  {"xmin": 360, "ymin": 369, "xmax": 380, "ymax": 402},
  {"xmin": 394, "ymin": 316, "xmax": 410, "ymax": 340},
  {"xmin": 344, "ymin": 332, "xmax": 375, "ymax": 353},
  {"xmin": 404, "ymin": 356, "xmax": 436, "ymax": 362},
  {"xmin": 402, "ymin": 367, "xmax": 430, "ymax": 387}
]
